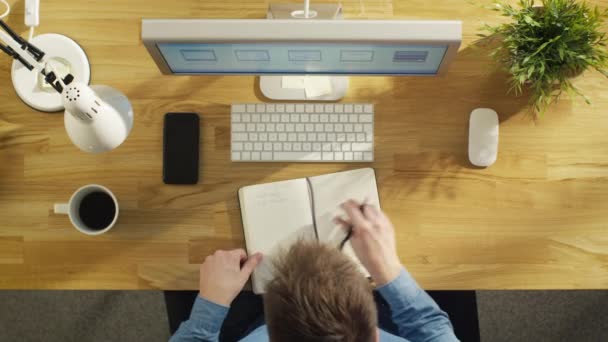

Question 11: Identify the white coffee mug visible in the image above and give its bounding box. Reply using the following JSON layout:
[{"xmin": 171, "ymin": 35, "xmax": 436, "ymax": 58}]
[{"xmin": 54, "ymin": 184, "xmax": 119, "ymax": 235}]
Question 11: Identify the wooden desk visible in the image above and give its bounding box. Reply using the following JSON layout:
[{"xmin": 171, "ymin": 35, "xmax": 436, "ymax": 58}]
[{"xmin": 1, "ymin": 0, "xmax": 607, "ymax": 290}]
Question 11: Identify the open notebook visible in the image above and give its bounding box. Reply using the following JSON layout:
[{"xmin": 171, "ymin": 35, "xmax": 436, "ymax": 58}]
[{"xmin": 238, "ymin": 168, "xmax": 379, "ymax": 294}]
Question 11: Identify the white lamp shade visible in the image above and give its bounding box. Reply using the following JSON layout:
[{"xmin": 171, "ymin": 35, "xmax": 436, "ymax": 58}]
[{"xmin": 63, "ymin": 84, "xmax": 133, "ymax": 153}]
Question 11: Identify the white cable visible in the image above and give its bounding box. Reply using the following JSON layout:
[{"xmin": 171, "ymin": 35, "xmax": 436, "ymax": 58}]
[
  {"xmin": 0, "ymin": 0, "xmax": 10, "ymax": 19},
  {"xmin": 28, "ymin": 26, "xmax": 34, "ymax": 41}
]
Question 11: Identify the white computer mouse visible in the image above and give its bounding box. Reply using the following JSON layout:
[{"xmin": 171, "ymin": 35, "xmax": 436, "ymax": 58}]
[{"xmin": 468, "ymin": 108, "xmax": 499, "ymax": 167}]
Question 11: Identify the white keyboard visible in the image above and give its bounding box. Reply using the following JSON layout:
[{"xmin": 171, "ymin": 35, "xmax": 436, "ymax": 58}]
[{"xmin": 231, "ymin": 103, "xmax": 374, "ymax": 162}]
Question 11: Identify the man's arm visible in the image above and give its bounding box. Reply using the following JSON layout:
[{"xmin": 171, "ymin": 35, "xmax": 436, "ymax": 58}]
[
  {"xmin": 170, "ymin": 249, "xmax": 263, "ymax": 342},
  {"xmin": 377, "ymin": 269, "xmax": 458, "ymax": 342},
  {"xmin": 337, "ymin": 200, "xmax": 458, "ymax": 342}
]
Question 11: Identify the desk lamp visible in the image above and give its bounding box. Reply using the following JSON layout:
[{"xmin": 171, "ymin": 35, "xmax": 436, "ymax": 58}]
[{"xmin": 0, "ymin": 19, "xmax": 133, "ymax": 153}]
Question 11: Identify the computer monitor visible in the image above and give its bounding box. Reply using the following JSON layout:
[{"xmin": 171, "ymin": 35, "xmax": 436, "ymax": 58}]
[{"xmin": 142, "ymin": 14, "xmax": 461, "ymax": 100}]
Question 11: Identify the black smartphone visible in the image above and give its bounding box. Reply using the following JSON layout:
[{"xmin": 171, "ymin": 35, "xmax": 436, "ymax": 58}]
[{"xmin": 163, "ymin": 113, "xmax": 200, "ymax": 184}]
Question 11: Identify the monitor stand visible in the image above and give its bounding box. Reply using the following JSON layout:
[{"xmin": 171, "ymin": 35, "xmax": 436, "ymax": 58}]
[{"xmin": 259, "ymin": 3, "xmax": 349, "ymax": 101}]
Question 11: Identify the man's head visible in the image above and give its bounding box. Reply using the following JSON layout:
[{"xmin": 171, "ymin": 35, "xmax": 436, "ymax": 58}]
[{"xmin": 264, "ymin": 241, "xmax": 378, "ymax": 342}]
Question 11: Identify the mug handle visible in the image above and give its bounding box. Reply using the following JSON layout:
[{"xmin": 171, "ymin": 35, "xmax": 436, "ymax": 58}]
[{"xmin": 54, "ymin": 203, "xmax": 69, "ymax": 215}]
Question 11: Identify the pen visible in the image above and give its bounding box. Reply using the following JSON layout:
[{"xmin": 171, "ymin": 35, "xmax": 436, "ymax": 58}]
[{"xmin": 339, "ymin": 202, "xmax": 367, "ymax": 250}]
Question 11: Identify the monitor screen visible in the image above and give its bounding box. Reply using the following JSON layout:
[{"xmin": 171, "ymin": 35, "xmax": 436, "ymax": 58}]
[{"xmin": 157, "ymin": 43, "xmax": 448, "ymax": 75}]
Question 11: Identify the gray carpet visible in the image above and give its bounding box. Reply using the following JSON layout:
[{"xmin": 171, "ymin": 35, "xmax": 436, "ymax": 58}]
[{"xmin": 0, "ymin": 290, "xmax": 607, "ymax": 342}]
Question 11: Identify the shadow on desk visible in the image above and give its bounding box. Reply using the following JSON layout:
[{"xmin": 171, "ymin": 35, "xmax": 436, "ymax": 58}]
[{"xmin": 164, "ymin": 290, "xmax": 480, "ymax": 342}]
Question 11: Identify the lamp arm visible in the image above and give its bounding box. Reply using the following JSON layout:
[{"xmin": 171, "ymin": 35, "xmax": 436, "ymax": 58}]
[{"xmin": 0, "ymin": 19, "xmax": 73, "ymax": 93}]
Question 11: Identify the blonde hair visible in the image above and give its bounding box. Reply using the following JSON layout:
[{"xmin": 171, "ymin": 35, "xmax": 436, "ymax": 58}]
[{"xmin": 264, "ymin": 241, "xmax": 377, "ymax": 342}]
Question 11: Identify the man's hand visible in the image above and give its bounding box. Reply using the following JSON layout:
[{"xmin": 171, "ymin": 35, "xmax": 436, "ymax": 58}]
[
  {"xmin": 335, "ymin": 200, "xmax": 402, "ymax": 286},
  {"xmin": 198, "ymin": 249, "xmax": 263, "ymax": 306}
]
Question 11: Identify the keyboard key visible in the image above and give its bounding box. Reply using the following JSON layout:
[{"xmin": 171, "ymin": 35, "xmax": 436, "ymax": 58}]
[
  {"xmin": 344, "ymin": 124, "xmax": 353, "ymax": 132},
  {"xmin": 276, "ymin": 104, "xmax": 285, "ymax": 112},
  {"xmin": 356, "ymin": 133, "xmax": 366, "ymax": 142},
  {"xmin": 341, "ymin": 143, "xmax": 351, "ymax": 151},
  {"xmin": 249, "ymin": 133, "xmax": 258, "ymax": 141},
  {"xmin": 266, "ymin": 123, "xmax": 275, "ymax": 131},
  {"xmin": 287, "ymin": 104, "xmax": 296, "ymax": 113},
  {"xmin": 261, "ymin": 152, "xmax": 273, "ymax": 160},
  {"xmin": 275, "ymin": 152, "xmax": 321, "ymax": 161},
  {"xmin": 283, "ymin": 143, "xmax": 292, "ymax": 151},
  {"xmin": 327, "ymin": 133, "xmax": 336, "ymax": 141},
  {"xmin": 246, "ymin": 104, "xmax": 256, "ymax": 113},
  {"xmin": 354, "ymin": 104, "xmax": 363, "ymax": 113},
  {"xmin": 322, "ymin": 143, "xmax": 332, "ymax": 152},
  {"xmin": 276, "ymin": 124, "xmax": 285, "ymax": 132},
  {"xmin": 347, "ymin": 133, "xmax": 356, "ymax": 142},
  {"xmin": 278, "ymin": 133, "xmax": 287, "ymax": 141},
  {"xmin": 232, "ymin": 123, "xmax": 245, "ymax": 132},
  {"xmin": 354, "ymin": 152, "xmax": 363, "ymax": 160},
  {"xmin": 271, "ymin": 114, "xmax": 280, "ymax": 123},
  {"xmin": 273, "ymin": 142, "xmax": 282, "ymax": 151},
  {"xmin": 332, "ymin": 143, "xmax": 341, "ymax": 151},
  {"xmin": 269, "ymin": 133, "xmax": 278, "ymax": 141},
  {"xmin": 324, "ymin": 124, "xmax": 333, "ymax": 132},
  {"xmin": 298, "ymin": 133, "xmax": 307, "ymax": 142},
  {"xmin": 335, "ymin": 152, "xmax": 344, "ymax": 160},
  {"xmin": 244, "ymin": 142, "xmax": 253, "ymax": 151},
  {"xmin": 291, "ymin": 114, "xmax": 300, "ymax": 122},
  {"xmin": 256, "ymin": 104, "xmax": 265, "ymax": 113},
  {"xmin": 259, "ymin": 133, "xmax": 268, "ymax": 141},
  {"xmin": 330, "ymin": 114, "xmax": 339, "ymax": 123},
  {"xmin": 305, "ymin": 104, "xmax": 314, "ymax": 113},
  {"xmin": 252, "ymin": 151, "xmax": 261, "ymax": 160},
  {"xmin": 325, "ymin": 104, "xmax": 334, "ymax": 112},
  {"xmin": 246, "ymin": 123, "xmax": 255, "ymax": 132},
  {"xmin": 315, "ymin": 104, "xmax": 324, "ymax": 113},
  {"xmin": 315, "ymin": 123, "xmax": 324, "ymax": 132},
  {"xmin": 339, "ymin": 114, "xmax": 348, "ymax": 123},
  {"xmin": 295, "ymin": 124, "xmax": 304, "ymax": 132},
  {"xmin": 303, "ymin": 142, "xmax": 312, "ymax": 151},
  {"xmin": 318, "ymin": 133, "xmax": 326, "ymax": 142},
  {"xmin": 257, "ymin": 123, "xmax": 265, "ymax": 131},
  {"xmin": 310, "ymin": 114, "xmax": 320, "ymax": 122},
  {"xmin": 364, "ymin": 104, "xmax": 373, "ymax": 113},
  {"xmin": 334, "ymin": 104, "xmax": 343, "ymax": 113},
  {"xmin": 364, "ymin": 152, "xmax": 373, "ymax": 161},
  {"xmin": 305, "ymin": 124, "xmax": 314, "ymax": 132},
  {"xmin": 286, "ymin": 124, "xmax": 295, "ymax": 132},
  {"xmin": 320, "ymin": 115, "xmax": 329, "ymax": 123},
  {"xmin": 352, "ymin": 143, "xmax": 373, "ymax": 151},
  {"xmin": 266, "ymin": 104, "xmax": 275, "ymax": 113},
  {"xmin": 264, "ymin": 142, "xmax": 272, "ymax": 151},
  {"xmin": 337, "ymin": 133, "xmax": 346, "ymax": 142},
  {"xmin": 254, "ymin": 142, "xmax": 263, "ymax": 151},
  {"xmin": 344, "ymin": 152, "xmax": 353, "ymax": 160},
  {"xmin": 366, "ymin": 133, "xmax": 373, "ymax": 142},
  {"xmin": 363, "ymin": 124, "xmax": 373, "ymax": 133},
  {"xmin": 293, "ymin": 143, "xmax": 302, "ymax": 151},
  {"xmin": 335, "ymin": 124, "xmax": 344, "ymax": 132},
  {"xmin": 288, "ymin": 133, "xmax": 297, "ymax": 142},
  {"xmin": 233, "ymin": 142, "xmax": 243, "ymax": 151},
  {"xmin": 232, "ymin": 113, "xmax": 242, "ymax": 122},
  {"xmin": 233, "ymin": 104, "xmax": 246, "ymax": 113},
  {"xmin": 301, "ymin": 114, "xmax": 310, "ymax": 122},
  {"xmin": 322, "ymin": 152, "xmax": 333, "ymax": 160},
  {"xmin": 359, "ymin": 114, "xmax": 373, "ymax": 123},
  {"xmin": 354, "ymin": 124, "xmax": 363, "ymax": 132},
  {"xmin": 232, "ymin": 152, "xmax": 241, "ymax": 160},
  {"xmin": 344, "ymin": 104, "xmax": 353, "ymax": 112},
  {"xmin": 281, "ymin": 114, "xmax": 290, "ymax": 123},
  {"xmin": 242, "ymin": 151, "xmax": 251, "ymax": 160},
  {"xmin": 312, "ymin": 143, "xmax": 322, "ymax": 151},
  {"xmin": 349, "ymin": 115, "xmax": 358, "ymax": 123},
  {"xmin": 307, "ymin": 133, "xmax": 317, "ymax": 141},
  {"xmin": 252, "ymin": 114, "xmax": 261, "ymax": 123},
  {"xmin": 261, "ymin": 114, "xmax": 270, "ymax": 122},
  {"xmin": 233, "ymin": 133, "xmax": 248, "ymax": 141}
]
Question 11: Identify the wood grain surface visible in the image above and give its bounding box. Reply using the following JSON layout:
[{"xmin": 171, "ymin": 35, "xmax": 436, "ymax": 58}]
[{"xmin": 1, "ymin": 0, "xmax": 607, "ymax": 290}]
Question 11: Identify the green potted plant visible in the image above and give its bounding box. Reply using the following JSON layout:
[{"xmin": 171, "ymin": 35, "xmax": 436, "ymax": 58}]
[{"xmin": 480, "ymin": 0, "xmax": 608, "ymax": 116}]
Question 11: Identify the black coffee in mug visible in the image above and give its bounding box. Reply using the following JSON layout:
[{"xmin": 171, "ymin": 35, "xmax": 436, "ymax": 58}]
[{"xmin": 78, "ymin": 191, "xmax": 116, "ymax": 230}]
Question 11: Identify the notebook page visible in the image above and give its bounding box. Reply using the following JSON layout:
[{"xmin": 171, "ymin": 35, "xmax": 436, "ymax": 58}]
[
  {"xmin": 307, "ymin": 168, "xmax": 379, "ymax": 276},
  {"xmin": 239, "ymin": 178, "xmax": 316, "ymax": 294}
]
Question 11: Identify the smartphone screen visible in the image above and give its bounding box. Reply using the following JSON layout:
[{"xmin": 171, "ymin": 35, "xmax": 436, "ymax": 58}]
[{"xmin": 163, "ymin": 113, "xmax": 200, "ymax": 184}]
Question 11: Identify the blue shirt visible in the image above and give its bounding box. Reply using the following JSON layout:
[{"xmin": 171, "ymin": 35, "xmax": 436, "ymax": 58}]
[{"xmin": 171, "ymin": 269, "xmax": 459, "ymax": 342}]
